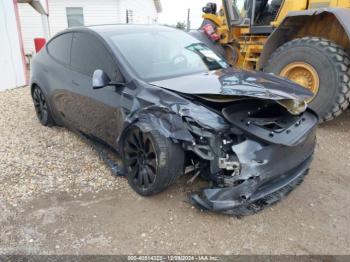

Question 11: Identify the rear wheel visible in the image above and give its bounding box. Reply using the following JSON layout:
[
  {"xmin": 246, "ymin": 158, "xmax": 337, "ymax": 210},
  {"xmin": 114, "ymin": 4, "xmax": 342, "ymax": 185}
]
[
  {"xmin": 264, "ymin": 37, "xmax": 350, "ymax": 122},
  {"xmin": 31, "ymin": 85, "xmax": 55, "ymax": 126},
  {"xmin": 123, "ymin": 124, "xmax": 184, "ymax": 196}
]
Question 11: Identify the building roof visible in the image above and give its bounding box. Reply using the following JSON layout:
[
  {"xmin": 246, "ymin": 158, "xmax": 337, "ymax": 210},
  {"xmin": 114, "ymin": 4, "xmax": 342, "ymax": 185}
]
[
  {"xmin": 19, "ymin": 0, "xmax": 161, "ymax": 14},
  {"xmin": 153, "ymin": 0, "xmax": 162, "ymax": 13},
  {"xmin": 17, "ymin": 0, "xmax": 47, "ymax": 15}
]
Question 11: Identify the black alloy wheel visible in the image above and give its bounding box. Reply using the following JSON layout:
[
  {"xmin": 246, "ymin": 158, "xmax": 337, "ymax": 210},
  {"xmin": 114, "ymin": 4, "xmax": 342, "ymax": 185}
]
[
  {"xmin": 32, "ymin": 86, "xmax": 54, "ymax": 126},
  {"xmin": 123, "ymin": 124, "xmax": 184, "ymax": 196},
  {"xmin": 124, "ymin": 127, "xmax": 158, "ymax": 192}
]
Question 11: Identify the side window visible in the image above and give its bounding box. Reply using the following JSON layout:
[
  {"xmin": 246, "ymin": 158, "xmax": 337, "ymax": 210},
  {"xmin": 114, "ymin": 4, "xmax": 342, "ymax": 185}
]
[
  {"xmin": 66, "ymin": 7, "xmax": 84, "ymax": 27},
  {"xmin": 70, "ymin": 32, "xmax": 116, "ymax": 79},
  {"xmin": 47, "ymin": 33, "xmax": 73, "ymax": 65},
  {"xmin": 126, "ymin": 9, "xmax": 134, "ymax": 24}
]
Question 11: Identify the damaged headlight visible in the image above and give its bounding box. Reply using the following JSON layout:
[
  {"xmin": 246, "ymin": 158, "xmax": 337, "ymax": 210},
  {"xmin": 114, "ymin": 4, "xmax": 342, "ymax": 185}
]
[
  {"xmin": 184, "ymin": 116, "xmax": 242, "ymax": 176},
  {"xmin": 177, "ymin": 105, "xmax": 245, "ymax": 182},
  {"xmin": 178, "ymin": 104, "xmax": 229, "ymax": 131},
  {"xmin": 182, "ymin": 116, "xmax": 216, "ymax": 161}
]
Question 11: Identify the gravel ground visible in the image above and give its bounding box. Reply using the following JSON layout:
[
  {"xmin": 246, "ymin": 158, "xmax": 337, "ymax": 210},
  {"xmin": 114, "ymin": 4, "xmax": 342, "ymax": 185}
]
[{"xmin": 1, "ymin": 86, "xmax": 350, "ymax": 255}]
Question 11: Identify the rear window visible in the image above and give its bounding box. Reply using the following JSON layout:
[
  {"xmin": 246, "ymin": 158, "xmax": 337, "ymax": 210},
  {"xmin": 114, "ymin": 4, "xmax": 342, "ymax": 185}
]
[{"xmin": 47, "ymin": 33, "xmax": 73, "ymax": 65}]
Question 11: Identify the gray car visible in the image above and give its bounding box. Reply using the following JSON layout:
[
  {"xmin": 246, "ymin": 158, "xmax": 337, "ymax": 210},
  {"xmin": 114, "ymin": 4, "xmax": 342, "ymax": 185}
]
[{"xmin": 30, "ymin": 25, "xmax": 317, "ymax": 216}]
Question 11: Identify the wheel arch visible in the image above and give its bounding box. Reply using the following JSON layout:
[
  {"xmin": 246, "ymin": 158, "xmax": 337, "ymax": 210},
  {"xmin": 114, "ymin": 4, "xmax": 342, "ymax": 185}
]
[
  {"xmin": 116, "ymin": 110, "xmax": 194, "ymax": 155},
  {"xmin": 259, "ymin": 8, "xmax": 350, "ymax": 69},
  {"xmin": 30, "ymin": 82, "xmax": 49, "ymax": 103},
  {"xmin": 30, "ymin": 82, "xmax": 38, "ymax": 95},
  {"xmin": 30, "ymin": 81, "xmax": 48, "ymax": 97},
  {"xmin": 117, "ymin": 120, "xmax": 154, "ymax": 154}
]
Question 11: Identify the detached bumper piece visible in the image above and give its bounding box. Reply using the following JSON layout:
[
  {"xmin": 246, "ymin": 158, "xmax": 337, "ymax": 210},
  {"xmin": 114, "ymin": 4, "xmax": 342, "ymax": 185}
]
[
  {"xmin": 189, "ymin": 154, "xmax": 312, "ymax": 217},
  {"xmin": 79, "ymin": 133, "xmax": 125, "ymax": 177}
]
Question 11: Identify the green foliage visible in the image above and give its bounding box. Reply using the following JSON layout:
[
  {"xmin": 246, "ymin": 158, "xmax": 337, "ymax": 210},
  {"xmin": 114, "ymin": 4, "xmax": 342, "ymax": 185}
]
[{"xmin": 175, "ymin": 21, "xmax": 186, "ymax": 30}]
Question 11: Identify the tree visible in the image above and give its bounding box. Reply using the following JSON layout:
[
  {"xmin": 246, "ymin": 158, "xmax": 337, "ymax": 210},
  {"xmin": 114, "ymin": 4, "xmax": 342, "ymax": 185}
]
[{"xmin": 175, "ymin": 22, "xmax": 186, "ymax": 30}]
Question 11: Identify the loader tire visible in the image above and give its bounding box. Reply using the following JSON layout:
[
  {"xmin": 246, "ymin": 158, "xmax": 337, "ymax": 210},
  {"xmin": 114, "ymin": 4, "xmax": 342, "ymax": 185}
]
[{"xmin": 264, "ymin": 37, "xmax": 350, "ymax": 122}]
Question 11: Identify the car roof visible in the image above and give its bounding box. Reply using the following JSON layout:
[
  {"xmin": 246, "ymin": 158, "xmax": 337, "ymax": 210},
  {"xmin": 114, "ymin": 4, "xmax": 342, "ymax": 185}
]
[
  {"xmin": 64, "ymin": 24, "xmax": 179, "ymax": 37},
  {"xmin": 53, "ymin": 25, "xmax": 184, "ymax": 82}
]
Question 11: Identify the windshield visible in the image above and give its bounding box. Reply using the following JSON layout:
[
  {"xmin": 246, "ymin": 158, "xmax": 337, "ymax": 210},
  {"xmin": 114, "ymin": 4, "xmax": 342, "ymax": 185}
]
[
  {"xmin": 232, "ymin": 0, "xmax": 277, "ymax": 25},
  {"xmin": 109, "ymin": 29, "xmax": 228, "ymax": 81},
  {"xmin": 232, "ymin": 0, "xmax": 249, "ymax": 19}
]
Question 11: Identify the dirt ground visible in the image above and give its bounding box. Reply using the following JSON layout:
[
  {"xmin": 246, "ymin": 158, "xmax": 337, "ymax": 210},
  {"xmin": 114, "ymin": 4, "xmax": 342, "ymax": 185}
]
[{"xmin": 0, "ymin": 86, "xmax": 350, "ymax": 255}]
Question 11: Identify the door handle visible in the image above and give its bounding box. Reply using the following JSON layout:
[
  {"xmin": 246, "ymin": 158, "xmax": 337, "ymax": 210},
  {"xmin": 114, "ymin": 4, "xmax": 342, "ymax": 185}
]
[{"xmin": 71, "ymin": 80, "xmax": 79, "ymax": 86}]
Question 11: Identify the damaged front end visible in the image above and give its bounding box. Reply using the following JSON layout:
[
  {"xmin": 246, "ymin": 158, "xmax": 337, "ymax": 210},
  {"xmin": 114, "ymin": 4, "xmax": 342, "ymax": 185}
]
[
  {"xmin": 180, "ymin": 98, "xmax": 317, "ymax": 216},
  {"xmin": 122, "ymin": 67, "xmax": 318, "ymax": 216}
]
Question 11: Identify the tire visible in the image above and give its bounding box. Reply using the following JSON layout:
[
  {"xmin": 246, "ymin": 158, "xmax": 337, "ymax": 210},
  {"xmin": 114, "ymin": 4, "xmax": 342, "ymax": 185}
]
[
  {"xmin": 264, "ymin": 37, "xmax": 350, "ymax": 122},
  {"xmin": 31, "ymin": 85, "xmax": 55, "ymax": 126},
  {"xmin": 123, "ymin": 124, "xmax": 184, "ymax": 196}
]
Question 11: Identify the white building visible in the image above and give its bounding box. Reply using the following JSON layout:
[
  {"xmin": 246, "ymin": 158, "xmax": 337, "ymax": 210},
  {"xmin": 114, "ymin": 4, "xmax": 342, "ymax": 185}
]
[
  {"xmin": 0, "ymin": 0, "xmax": 31, "ymax": 91},
  {"xmin": 18, "ymin": 0, "xmax": 162, "ymax": 55},
  {"xmin": 0, "ymin": 0, "xmax": 161, "ymax": 91}
]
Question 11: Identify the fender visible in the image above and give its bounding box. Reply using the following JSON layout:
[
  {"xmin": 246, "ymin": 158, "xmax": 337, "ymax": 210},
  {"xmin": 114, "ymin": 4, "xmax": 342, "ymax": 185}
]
[
  {"xmin": 116, "ymin": 106, "xmax": 195, "ymax": 157},
  {"xmin": 259, "ymin": 8, "xmax": 350, "ymax": 69}
]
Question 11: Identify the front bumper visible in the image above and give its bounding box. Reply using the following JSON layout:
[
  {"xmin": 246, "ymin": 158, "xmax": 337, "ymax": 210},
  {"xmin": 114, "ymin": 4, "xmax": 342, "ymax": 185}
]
[
  {"xmin": 189, "ymin": 120, "xmax": 316, "ymax": 216},
  {"xmin": 189, "ymin": 154, "xmax": 312, "ymax": 216}
]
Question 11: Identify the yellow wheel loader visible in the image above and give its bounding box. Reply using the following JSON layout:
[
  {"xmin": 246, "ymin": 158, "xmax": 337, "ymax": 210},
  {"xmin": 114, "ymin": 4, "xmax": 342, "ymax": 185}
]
[{"xmin": 193, "ymin": 0, "xmax": 350, "ymax": 121}]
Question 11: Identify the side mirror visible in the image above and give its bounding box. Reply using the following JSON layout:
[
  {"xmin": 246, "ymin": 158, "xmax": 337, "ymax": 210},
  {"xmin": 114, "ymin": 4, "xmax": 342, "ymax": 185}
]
[
  {"xmin": 92, "ymin": 69, "xmax": 111, "ymax": 89},
  {"xmin": 92, "ymin": 69, "xmax": 125, "ymax": 89}
]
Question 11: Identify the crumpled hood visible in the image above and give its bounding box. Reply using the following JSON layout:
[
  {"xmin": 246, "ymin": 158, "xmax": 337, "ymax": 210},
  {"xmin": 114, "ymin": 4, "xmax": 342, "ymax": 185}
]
[
  {"xmin": 150, "ymin": 67, "xmax": 313, "ymax": 114},
  {"xmin": 150, "ymin": 67, "xmax": 313, "ymax": 100}
]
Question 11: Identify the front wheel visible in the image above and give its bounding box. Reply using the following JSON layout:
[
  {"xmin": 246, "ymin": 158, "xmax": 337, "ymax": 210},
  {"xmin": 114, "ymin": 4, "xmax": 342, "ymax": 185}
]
[
  {"xmin": 264, "ymin": 37, "xmax": 350, "ymax": 122},
  {"xmin": 123, "ymin": 124, "xmax": 184, "ymax": 196}
]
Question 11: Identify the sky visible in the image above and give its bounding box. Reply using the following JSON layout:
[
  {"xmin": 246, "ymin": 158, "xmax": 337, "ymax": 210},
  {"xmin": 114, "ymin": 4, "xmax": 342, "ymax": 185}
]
[{"xmin": 158, "ymin": 0, "xmax": 222, "ymax": 29}]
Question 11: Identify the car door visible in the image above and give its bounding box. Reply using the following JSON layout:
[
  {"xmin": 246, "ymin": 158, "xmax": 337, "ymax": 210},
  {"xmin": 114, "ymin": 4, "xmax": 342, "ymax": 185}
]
[
  {"xmin": 45, "ymin": 32, "xmax": 74, "ymax": 123},
  {"xmin": 63, "ymin": 31, "xmax": 126, "ymax": 147}
]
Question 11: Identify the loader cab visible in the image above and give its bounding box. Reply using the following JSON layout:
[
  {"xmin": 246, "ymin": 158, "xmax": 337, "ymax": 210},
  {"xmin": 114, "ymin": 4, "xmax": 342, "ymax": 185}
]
[{"xmin": 224, "ymin": 0, "xmax": 283, "ymax": 34}]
